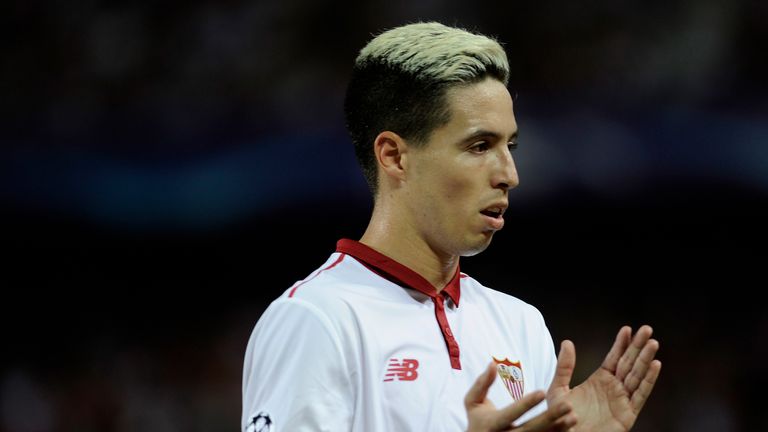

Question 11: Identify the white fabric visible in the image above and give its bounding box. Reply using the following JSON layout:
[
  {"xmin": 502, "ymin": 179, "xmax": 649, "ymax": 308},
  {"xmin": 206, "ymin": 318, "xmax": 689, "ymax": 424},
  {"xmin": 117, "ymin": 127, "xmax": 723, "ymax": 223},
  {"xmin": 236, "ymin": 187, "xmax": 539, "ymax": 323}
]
[{"xmin": 242, "ymin": 252, "xmax": 557, "ymax": 432}]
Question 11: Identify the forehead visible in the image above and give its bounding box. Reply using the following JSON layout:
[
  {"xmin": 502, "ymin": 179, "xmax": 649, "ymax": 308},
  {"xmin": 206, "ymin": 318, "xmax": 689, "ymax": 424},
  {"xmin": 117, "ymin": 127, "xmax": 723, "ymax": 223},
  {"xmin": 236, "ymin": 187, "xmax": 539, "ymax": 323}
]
[{"xmin": 443, "ymin": 78, "xmax": 517, "ymax": 135}]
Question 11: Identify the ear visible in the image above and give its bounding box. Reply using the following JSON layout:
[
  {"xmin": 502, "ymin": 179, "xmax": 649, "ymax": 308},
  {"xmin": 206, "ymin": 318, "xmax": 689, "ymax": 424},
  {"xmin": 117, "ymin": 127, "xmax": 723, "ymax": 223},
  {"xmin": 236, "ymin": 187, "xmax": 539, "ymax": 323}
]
[{"xmin": 373, "ymin": 131, "xmax": 409, "ymax": 184}]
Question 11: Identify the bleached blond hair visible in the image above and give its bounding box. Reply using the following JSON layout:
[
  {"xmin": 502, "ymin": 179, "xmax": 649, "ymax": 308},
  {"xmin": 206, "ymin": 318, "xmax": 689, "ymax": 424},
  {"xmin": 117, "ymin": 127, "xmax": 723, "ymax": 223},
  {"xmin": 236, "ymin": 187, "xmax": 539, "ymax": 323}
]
[
  {"xmin": 345, "ymin": 22, "xmax": 510, "ymax": 196},
  {"xmin": 355, "ymin": 22, "xmax": 509, "ymax": 85}
]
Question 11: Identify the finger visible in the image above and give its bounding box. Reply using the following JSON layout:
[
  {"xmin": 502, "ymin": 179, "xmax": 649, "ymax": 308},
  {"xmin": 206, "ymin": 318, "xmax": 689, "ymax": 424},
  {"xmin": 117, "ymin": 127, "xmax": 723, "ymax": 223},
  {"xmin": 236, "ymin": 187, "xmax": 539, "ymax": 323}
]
[
  {"xmin": 623, "ymin": 339, "xmax": 659, "ymax": 394},
  {"xmin": 514, "ymin": 400, "xmax": 577, "ymax": 432},
  {"xmin": 541, "ymin": 412, "xmax": 578, "ymax": 432},
  {"xmin": 465, "ymin": 362, "xmax": 497, "ymax": 407},
  {"xmin": 601, "ymin": 326, "xmax": 631, "ymax": 373},
  {"xmin": 491, "ymin": 390, "xmax": 546, "ymax": 431},
  {"xmin": 548, "ymin": 413, "xmax": 578, "ymax": 432},
  {"xmin": 616, "ymin": 325, "xmax": 653, "ymax": 381},
  {"xmin": 548, "ymin": 340, "xmax": 575, "ymax": 397},
  {"xmin": 630, "ymin": 359, "xmax": 662, "ymax": 413}
]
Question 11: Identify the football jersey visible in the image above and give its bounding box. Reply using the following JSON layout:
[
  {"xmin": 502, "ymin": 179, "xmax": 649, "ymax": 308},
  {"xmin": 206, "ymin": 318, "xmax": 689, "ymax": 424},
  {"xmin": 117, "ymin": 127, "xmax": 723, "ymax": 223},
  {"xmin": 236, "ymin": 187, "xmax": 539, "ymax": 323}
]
[{"xmin": 242, "ymin": 239, "xmax": 557, "ymax": 431}]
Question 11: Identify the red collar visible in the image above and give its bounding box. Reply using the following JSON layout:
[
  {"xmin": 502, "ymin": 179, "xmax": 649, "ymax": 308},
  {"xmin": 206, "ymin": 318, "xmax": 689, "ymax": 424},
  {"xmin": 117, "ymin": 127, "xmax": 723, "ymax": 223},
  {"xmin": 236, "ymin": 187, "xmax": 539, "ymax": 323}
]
[{"xmin": 336, "ymin": 239, "xmax": 461, "ymax": 306}]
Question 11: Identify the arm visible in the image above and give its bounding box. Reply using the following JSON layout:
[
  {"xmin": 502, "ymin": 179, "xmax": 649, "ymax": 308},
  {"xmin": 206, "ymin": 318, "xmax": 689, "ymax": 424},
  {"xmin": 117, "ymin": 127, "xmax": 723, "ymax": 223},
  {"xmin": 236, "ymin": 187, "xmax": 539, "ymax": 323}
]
[
  {"xmin": 546, "ymin": 325, "xmax": 662, "ymax": 432},
  {"xmin": 242, "ymin": 299, "xmax": 354, "ymax": 432}
]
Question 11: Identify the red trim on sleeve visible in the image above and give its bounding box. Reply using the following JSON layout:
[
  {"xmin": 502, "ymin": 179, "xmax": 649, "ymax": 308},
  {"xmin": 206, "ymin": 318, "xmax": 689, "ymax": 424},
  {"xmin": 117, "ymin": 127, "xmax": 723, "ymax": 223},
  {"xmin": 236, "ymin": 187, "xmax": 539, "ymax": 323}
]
[
  {"xmin": 288, "ymin": 254, "xmax": 345, "ymax": 298},
  {"xmin": 336, "ymin": 239, "xmax": 463, "ymax": 370}
]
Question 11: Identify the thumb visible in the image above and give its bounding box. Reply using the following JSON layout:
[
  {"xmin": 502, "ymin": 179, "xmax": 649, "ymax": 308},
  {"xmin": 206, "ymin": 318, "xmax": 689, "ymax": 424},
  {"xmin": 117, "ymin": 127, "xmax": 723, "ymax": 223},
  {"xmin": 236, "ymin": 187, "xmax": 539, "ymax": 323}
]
[
  {"xmin": 465, "ymin": 362, "xmax": 497, "ymax": 407},
  {"xmin": 548, "ymin": 340, "xmax": 576, "ymax": 397}
]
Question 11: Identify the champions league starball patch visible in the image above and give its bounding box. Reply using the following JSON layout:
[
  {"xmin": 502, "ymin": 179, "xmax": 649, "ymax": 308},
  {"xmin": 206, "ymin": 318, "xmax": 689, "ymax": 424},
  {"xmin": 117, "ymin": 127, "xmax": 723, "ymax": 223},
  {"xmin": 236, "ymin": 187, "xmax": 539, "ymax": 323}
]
[
  {"xmin": 493, "ymin": 357, "xmax": 525, "ymax": 401},
  {"xmin": 248, "ymin": 412, "xmax": 272, "ymax": 432}
]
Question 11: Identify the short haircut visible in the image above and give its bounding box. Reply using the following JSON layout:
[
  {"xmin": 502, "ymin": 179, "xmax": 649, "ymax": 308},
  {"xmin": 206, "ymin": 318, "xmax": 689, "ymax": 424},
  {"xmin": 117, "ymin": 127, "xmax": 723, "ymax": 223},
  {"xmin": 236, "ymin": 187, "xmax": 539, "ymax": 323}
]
[{"xmin": 344, "ymin": 22, "xmax": 510, "ymax": 196}]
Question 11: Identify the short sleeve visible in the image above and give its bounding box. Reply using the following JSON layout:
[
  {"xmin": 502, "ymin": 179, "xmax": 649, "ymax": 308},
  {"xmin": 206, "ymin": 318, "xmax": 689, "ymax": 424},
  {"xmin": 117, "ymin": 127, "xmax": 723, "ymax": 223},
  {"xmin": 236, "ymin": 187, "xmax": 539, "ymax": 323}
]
[
  {"xmin": 536, "ymin": 316, "xmax": 557, "ymax": 397},
  {"xmin": 242, "ymin": 298, "xmax": 354, "ymax": 432},
  {"xmin": 516, "ymin": 305, "xmax": 558, "ymax": 424}
]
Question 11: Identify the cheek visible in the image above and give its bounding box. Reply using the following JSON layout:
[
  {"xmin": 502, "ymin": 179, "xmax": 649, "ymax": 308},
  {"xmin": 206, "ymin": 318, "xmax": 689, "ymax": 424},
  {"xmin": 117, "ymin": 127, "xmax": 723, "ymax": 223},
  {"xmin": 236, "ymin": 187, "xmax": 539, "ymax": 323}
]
[
  {"xmin": 434, "ymin": 172, "xmax": 476, "ymax": 212},
  {"xmin": 415, "ymin": 157, "xmax": 480, "ymax": 220}
]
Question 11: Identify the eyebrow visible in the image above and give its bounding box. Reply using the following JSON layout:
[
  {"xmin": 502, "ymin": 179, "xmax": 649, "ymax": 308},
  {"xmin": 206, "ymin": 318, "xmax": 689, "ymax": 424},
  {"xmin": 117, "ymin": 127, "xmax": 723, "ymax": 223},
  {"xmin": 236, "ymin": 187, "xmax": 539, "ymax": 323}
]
[{"xmin": 460, "ymin": 129, "xmax": 518, "ymax": 144}]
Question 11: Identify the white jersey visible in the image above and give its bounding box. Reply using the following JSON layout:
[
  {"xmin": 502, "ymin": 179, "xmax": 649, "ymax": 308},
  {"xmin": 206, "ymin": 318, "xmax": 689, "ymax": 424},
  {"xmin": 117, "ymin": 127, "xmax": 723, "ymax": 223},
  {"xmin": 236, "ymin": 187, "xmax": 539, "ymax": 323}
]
[{"xmin": 242, "ymin": 239, "xmax": 557, "ymax": 432}]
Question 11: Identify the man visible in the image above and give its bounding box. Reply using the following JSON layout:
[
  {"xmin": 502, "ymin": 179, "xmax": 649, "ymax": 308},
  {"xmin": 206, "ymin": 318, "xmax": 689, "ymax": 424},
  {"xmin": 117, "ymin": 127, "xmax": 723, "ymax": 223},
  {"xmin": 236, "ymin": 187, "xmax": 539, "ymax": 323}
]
[{"xmin": 242, "ymin": 22, "xmax": 661, "ymax": 432}]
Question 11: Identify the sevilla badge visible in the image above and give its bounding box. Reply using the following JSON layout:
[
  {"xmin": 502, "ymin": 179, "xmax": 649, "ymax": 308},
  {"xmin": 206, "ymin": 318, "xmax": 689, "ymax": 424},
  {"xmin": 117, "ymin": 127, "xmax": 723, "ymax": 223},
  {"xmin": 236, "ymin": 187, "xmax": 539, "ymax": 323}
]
[{"xmin": 492, "ymin": 357, "xmax": 525, "ymax": 401}]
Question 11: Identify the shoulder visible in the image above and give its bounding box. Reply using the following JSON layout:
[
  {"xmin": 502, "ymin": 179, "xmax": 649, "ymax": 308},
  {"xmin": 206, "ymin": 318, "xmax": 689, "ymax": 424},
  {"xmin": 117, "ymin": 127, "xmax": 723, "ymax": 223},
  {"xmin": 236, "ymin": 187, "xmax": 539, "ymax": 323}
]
[
  {"xmin": 279, "ymin": 251, "xmax": 405, "ymax": 305},
  {"xmin": 459, "ymin": 273, "xmax": 546, "ymax": 322},
  {"xmin": 459, "ymin": 273, "xmax": 556, "ymax": 370},
  {"xmin": 245, "ymin": 253, "xmax": 367, "ymax": 358},
  {"xmin": 254, "ymin": 252, "xmax": 395, "ymax": 337},
  {"xmin": 277, "ymin": 252, "xmax": 380, "ymax": 307},
  {"xmin": 282, "ymin": 252, "xmax": 349, "ymax": 300}
]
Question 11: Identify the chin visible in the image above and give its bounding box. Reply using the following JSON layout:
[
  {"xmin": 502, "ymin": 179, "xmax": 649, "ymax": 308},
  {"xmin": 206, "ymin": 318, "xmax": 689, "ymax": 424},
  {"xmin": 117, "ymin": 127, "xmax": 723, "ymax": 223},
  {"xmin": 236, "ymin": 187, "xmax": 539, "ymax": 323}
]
[{"xmin": 459, "ymin": 233, "xmax": 494, "ymax": 257}]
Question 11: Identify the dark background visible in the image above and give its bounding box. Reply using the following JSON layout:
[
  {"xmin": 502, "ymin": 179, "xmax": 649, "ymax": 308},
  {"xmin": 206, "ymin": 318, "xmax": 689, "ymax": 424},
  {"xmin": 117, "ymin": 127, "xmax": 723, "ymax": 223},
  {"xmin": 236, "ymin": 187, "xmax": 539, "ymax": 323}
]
[{"xmin": 2, "ymin": 1, "xmax": 766, "ymax": 431}]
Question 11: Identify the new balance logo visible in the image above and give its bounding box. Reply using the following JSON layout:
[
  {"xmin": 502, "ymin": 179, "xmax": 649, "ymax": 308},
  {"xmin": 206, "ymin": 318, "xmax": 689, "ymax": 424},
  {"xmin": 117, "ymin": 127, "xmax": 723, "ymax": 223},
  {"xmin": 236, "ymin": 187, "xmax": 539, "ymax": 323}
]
[{"xmin": 384, "ymin": 358, "xmax": 419, "ymax": 382}]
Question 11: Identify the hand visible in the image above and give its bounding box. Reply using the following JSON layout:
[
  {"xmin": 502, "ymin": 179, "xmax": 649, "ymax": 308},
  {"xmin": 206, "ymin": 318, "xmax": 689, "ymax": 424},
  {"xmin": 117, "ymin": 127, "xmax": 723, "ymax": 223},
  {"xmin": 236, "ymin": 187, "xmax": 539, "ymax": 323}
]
[
  {"xmin": 465, "ymin": 362, "xmax": 578, "ymax": 432},
  {"xmin": 546, "ymin": 326, "xmax": 662, "ymax": 432}
]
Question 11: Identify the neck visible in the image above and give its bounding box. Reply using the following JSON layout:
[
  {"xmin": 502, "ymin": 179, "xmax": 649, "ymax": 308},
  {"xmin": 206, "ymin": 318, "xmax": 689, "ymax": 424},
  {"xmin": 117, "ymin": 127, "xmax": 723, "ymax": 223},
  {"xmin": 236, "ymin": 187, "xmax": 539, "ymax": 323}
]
[{"xmin": 359, "ymin": 200, "xmax": 459, "ymax": 292}]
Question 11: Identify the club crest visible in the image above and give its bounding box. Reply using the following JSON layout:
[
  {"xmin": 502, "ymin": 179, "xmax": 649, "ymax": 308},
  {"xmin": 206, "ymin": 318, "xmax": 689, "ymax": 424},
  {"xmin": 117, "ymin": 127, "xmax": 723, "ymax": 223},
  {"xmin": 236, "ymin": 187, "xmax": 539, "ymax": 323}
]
[{"xmin": 492, "ymin": 357, "xmax": 524, "ymax": 401}]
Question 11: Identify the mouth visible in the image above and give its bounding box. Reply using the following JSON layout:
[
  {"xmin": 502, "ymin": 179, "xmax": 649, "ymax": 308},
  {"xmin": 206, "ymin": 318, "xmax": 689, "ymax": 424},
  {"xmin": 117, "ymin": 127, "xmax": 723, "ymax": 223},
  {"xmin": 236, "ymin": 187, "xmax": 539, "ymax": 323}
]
[
  {"xmin": 479, "ymin": 204, "xmax": 507, "ymax": 230},
  {"xmin": 480, "ymin": 208, "xmax": 503, "ymax": 218}
]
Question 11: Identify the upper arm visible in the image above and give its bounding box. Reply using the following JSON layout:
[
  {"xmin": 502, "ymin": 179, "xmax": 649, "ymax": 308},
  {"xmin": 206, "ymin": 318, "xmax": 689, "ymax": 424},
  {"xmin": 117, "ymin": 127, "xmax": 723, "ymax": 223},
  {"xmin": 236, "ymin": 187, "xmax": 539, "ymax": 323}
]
[{"xmin": 242, "ymin": 299, "xmax": 355, "ymax": 432}]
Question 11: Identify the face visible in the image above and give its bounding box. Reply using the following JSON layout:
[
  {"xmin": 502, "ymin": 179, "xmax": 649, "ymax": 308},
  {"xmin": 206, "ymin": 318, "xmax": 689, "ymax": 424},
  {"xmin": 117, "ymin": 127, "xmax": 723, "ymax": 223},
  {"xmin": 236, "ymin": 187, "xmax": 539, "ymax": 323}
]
[{"xmin": 404, "ymin": 77, "xmax": 519, "ymax": 257}]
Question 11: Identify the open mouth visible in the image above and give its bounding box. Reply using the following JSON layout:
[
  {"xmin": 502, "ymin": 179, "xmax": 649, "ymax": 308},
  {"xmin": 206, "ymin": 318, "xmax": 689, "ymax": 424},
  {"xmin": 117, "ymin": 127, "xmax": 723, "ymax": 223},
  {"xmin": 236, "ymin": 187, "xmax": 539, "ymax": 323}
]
[
  {"xmin": 480, "ymin": 208, "xmax": 503, "ymax": 218},
  {"xmin": 480, "ymin": 205, "xmax": 506, "ymax": 231}
]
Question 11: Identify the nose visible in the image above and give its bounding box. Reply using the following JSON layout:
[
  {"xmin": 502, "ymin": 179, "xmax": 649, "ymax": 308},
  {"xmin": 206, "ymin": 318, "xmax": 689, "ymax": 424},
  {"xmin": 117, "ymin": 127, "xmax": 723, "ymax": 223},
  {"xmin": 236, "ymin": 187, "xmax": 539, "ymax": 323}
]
[{"xmin": 493, "ymin": 147, "xmax": 519, "ymax": 191}]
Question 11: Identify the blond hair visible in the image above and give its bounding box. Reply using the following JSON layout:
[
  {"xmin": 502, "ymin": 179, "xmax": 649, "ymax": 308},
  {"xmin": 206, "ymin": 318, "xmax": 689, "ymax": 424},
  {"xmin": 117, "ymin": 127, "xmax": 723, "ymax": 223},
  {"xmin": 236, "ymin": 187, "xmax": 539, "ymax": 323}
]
[{"xmin": 356, "ymin": 22, "xmax": 509, "ymax": 85}]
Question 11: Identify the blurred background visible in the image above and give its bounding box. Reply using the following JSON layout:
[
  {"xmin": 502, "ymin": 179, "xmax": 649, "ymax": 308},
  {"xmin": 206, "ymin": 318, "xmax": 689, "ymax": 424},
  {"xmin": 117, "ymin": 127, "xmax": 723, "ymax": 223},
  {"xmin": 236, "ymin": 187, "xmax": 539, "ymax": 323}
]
[{"xmin": 2, "ymin": 0, "xmax": 766, "ymax": 431}]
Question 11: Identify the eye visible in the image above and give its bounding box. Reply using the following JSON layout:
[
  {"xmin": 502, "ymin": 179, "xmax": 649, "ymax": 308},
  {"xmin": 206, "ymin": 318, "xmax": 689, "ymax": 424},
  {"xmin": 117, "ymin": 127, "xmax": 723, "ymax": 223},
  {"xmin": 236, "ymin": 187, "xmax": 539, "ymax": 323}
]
[
  {"xmin": 470, "ymin": 141, "xmax": 491, "ymax": 153},
  {"xmin": 507, "ymin": 142, "xmax": 518, "ymax": 152}
]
